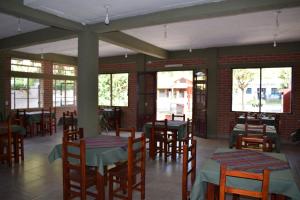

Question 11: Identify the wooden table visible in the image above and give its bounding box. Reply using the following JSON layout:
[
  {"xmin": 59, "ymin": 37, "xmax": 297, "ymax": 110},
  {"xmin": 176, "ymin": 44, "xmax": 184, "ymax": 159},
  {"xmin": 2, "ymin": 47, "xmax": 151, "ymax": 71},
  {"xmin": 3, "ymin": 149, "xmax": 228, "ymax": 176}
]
[
  {"xmin": 229, "ymin": 123, "xmax": 280, "ymax": 152},
  {"xmin": 190, "ymin": 148, "xmax": 300, "ymax": 200},
  {"xmin": 143, "ymin": 120, "xmax": 187, "ymax": 161},
  {"xmin": 48, "ymin": 135, "xmax": 129, "ymax": 200},
  {"xmin": 0, "ymin": 124, "xmax": 26, "ymax": 163}
]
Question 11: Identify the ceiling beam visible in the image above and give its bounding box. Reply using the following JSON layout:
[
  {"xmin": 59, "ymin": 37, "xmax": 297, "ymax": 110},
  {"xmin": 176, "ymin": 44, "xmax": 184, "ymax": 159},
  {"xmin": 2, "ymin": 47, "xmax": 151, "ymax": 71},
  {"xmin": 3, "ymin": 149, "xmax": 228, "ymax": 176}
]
[
  {"xmin": 0, "ymin": 27, "xmax": 76, "ymax": 51},
  {"xmin": 89, "ymin": 0, "xmax": 300, "ymax": 33},
  {"xmin": 0, "ymin": 0, "xmax": 84, "ymax": 31},
  {"xmin": 99, "ymin": 31, "xmax": 168, "ymax": 59}
]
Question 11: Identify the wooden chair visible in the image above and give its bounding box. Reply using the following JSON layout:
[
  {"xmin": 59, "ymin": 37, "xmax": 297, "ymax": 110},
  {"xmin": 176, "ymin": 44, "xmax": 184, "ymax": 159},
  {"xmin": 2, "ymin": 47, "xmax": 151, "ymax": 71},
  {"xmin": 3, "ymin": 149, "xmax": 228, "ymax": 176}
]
[
  {"xmin": 172, "ymin": 113, "xmax": 186, "ymax": 121},
  {"xmin": 9, "ymin": 112, "xmax": 25, "ymax": 163},
  {"xmin": 219, "ymin": 164, "xmax": 270, "ymax": 200},
  {"xmin": 62, "ymin": 136, "xmax": 99, "ymax": 200},
  {"xmin": 150, "ymin": 119, "xmax": 175, "ymax": 162},
  {"xmin": 63, "ymin": 112, "xmax": 77, "ymax": 131},
  {"xmin": 63, "ymin": 128, "xmax": 84, "ymax": 142},
  {"xmin": 116, "ymin": 127, "xmax": 135, "ymax": 138},
  {"xmin": 47, "ymin": 107, "xmax": 57, "ymax": 135},
  {"xmin": 237, "ymin": 123, "xmax": 273, "ymax": 152},
  {"xmin": 182, "ymin": 139, "xmax": 197, "ymax": 200},
  {"xmin": 0, "ymin": 119, "xmax": 13, "ymax": 167},
  {"xmin": 108, "ymin": 134, "xmax": 146, "ymax": 200}
]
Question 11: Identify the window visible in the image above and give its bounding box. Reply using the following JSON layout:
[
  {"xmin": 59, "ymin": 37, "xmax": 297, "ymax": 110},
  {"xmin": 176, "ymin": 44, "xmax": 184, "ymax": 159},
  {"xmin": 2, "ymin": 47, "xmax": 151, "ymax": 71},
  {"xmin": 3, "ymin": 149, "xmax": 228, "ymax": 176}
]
[
  {"xmin": 53, "ymin": 64, "xmax": 75, "ymax": 76},
  {"xmin": 98, "ymin": 73, "xmax": 128, "ymax": 107},
  {"xmin": 232, "ymin": 67, "xmax": 292, "ymax": 113},
  {"xmin": 53, "ymin": 80, "xmax": 76, "ymax": 107},
  {"xmin": 11, "ymin": 77, "xmax": 43, "ymax": 109},
  {"xmin": 52, "ymin": 63, "xmax": 77, "ymax": 107},
  {"xmin": 11, "ymin": 58, "xmax": 42, "ymax": 73}
]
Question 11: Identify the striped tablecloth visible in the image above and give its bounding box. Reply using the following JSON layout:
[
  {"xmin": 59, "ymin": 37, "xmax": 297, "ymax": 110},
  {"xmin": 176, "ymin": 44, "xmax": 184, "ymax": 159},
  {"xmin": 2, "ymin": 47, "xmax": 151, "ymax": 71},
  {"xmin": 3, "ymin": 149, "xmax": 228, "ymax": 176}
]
[
  {"xmin": 211, "ymin": 150, "xmax": 290, "ymax": 173},
  {"xmin": 85, "ymin": 135, "xmax": 128, "ymax": 148}
]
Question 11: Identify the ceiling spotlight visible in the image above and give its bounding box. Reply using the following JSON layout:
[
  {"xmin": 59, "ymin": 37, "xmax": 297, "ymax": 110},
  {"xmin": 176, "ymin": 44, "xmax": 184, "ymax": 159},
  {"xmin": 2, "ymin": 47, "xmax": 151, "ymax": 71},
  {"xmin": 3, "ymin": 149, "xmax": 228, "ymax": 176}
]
[
  {"xmin": 41, "ymin": 48, "xmax": 44, "ymax": 59},
  {"xmin": 17, "ymin": 18, "xmax": 22, "ymax": 33},
  {"xmin": 125, "ymin": 53, "xmax": 128, "ymax": 58},
  {"xmin": 104, "ymin": 5, "xmax": 110, "ymax": 25},
  {"xmin": 189, "ymin": 48, "xmax": 193, "ymax": 53}
]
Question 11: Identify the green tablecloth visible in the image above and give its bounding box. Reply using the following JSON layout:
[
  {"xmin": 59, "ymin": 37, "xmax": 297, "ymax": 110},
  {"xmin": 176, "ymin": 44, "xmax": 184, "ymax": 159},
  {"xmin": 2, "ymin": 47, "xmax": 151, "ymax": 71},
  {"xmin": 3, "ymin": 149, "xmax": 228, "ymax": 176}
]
[
  {"xmin": 229, "ymin": 123, "xmax": 280, "ymax": 152},
  {"xmin": 48, "ymin": 135, "xmax": 128, "ymax": 175},
  {"xmin": 143, "ymin": 120, "xmax": 187, "ymax": 140},
  {"xmin": 21, "ymin": 111, "xmax": 54, "ymax": 124},
  {"xmin": 0, "ymin": 125, "xmax": 26, "ymax": 136},
  {"xmin": 190, "ymin": 148, "xmax": 300, "ymax": 200}
]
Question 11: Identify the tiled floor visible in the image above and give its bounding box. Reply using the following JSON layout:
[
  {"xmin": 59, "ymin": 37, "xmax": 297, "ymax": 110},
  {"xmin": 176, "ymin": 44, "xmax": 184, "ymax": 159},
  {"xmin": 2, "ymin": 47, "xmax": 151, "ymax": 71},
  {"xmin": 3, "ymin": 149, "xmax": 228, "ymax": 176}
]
[{"xmin": 0, "ymin": 128, "xmax": 299, "ymax": 200}]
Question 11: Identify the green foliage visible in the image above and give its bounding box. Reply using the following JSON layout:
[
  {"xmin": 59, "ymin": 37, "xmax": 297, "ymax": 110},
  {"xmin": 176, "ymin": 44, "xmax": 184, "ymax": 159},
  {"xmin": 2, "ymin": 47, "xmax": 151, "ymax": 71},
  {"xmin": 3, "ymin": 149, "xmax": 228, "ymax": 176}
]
[
  {"xmin": 233, "ymin": 69, "xmax": 255, "ymax": 91},
  {"xmin": 278, "ymin": 68, "xmax": 291, "ymax": 89}
]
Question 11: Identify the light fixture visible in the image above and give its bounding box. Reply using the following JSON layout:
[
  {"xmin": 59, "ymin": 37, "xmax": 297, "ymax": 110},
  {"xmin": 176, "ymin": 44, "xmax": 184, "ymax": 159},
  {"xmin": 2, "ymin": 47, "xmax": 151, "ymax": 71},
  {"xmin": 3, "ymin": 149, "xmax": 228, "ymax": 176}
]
[
  {"xmin": 41, "ymin": 48, "xmax": 44, "ymax": 59},
  {"xmin": 273, "ymin": 10, "xmax": 281, "ymax": 47},
  {"xmin": 189, "ymin": 48, "xmax": 193, "ymax": 53},
  {"xmin": 125, "ymin": 52, "xmax": 128, "ymax": 58},
  {"xmin": 104, "ymin": 5, "xmax": 110, "ymax": 25},
  {"xmin": 163, "ymin": 24, "xmax": 168, "ymax": 39},
  {"xmin": 273, "ymin": 34, "xmax": 277, "ymax": 47},
  {"xmin": 17, "ymin": 18, "xmax": 22, "ymax": 33}
]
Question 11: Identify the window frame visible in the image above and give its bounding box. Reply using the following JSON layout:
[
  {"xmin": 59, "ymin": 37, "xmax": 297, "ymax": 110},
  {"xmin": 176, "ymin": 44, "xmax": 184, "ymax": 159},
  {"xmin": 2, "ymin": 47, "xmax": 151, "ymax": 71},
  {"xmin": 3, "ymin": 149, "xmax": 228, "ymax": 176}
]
[
  {"xmin": 11, "ymin": 77, "xmax": 43, "ymax": 109},
  {"xmin": 231, "ymin": 66, "xmax": 293, "ymax": 114},
  {"xmin": 53, "ymin": 63, "xmax": 76, "ymax": 76},
  {"xmin": 53, "ymin": 79, "xmax": 76, "ymax": 107},
  {"xmin": 11, "ymin": 58, "xmax": 42, "ymax": 73},
  {"xmin": 98, "ymin": 73, "xmax": 129, "ymax": 107}
]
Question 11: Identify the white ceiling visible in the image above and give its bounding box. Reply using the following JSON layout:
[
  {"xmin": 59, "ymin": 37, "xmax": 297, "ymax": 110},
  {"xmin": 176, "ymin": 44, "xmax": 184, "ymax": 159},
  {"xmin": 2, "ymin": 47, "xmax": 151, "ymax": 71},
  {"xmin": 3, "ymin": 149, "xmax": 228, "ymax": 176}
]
[
  {"xmin": 124, "ymin": 6, "xmax": 300, "ymax": 50},
  {"xmin": 15, "ymin": 38, "xmax": 135, "ymax": 57},
  {"xmin": 0, "ymin": 13, "xmax": 47, "ymax": 39},
  {"xmin": 1, "ymin": 1, "xmax": 300, "ymax": 57},
  {"xmin": 23, "ymin": 0, "xmax": 223, "ymax": 24}
]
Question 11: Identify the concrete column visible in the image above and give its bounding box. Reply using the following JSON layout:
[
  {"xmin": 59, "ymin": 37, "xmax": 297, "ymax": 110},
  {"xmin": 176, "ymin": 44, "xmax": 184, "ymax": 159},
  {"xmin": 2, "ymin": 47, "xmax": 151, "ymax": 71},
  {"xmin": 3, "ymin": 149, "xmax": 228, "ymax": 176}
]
[
  {"xmin": 77, "ymin": 30, "xmax": 99, "ymax": 136},
  {"xmin": 206, "ymin": 49, "xmax": 218, "ymax": 138}
]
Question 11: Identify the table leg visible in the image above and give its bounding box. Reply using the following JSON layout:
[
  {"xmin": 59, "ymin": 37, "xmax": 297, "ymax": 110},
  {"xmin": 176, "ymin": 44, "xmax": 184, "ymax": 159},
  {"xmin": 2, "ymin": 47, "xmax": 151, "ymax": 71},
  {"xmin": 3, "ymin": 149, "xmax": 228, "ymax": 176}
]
[
  {"xmin": 13, "ymin": 135, "xmax": 19, "ymax": 163},
  {"xmin": 171, "ymin": 131, "xmax": 177, "ymax": 161},
  {"xmin": 207, "ymin": 183, "xmax": 216, "ymax": 200},
  {"xmin": 96, "ymin": 172, "xmax": 105, "ymax": 200}
]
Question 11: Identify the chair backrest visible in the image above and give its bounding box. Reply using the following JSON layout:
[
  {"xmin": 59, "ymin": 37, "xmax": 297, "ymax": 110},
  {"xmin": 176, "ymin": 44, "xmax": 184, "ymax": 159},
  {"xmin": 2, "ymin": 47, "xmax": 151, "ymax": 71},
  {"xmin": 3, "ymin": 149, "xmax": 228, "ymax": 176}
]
[
  {"xmin": 186, "ymin": 118, "xmax": 193, "ymax": 140},
  {"xmin": 63, "ymin": 112, "xmax": 76, "ymax": 131},
  {"xmin": 116, "ymin": 127, "xmax": 135, "ymax": 138},
  {"xmin": 63, "ymin": 128, "xmax": 84, "ymax": 142},
  {"xmin": 127, "ymin": 133, "xmax": 146, "ymax": 200},
  {"xmin": 245, "ymin": 123, "xmax": 266, "ymax": 136},
  {"xmin": 172, "ymin": 113, "xmax": 186, "ymax": 121},
  {"xmin": 151, "ymin": 119, "xmax": 168, "ymax": 136},
  {"xmin": 0, "ymin": 118, "xmax": 13, "ymax": 167},
  {"xmin": 182, "ymin": 139, "xmax": 197, "ymax": 200},
  {"xmin": 219, "ymin": 164, "xmax": 270, "ymax": 200},
  {"xmin": 62, "ymin": 137, "xmax": 87, "ymax": 199}
]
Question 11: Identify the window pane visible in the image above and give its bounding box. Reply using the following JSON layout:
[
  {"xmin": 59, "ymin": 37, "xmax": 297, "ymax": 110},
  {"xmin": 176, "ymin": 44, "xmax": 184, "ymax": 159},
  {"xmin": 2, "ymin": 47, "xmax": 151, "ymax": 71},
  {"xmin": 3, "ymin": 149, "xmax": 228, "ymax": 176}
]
[
  {"xmin": 232, "ymin": 68, "xmax": 260, "ymax": 112},
  {"xmin": 261, "ymin": 67, "xmax": 292, "ymax": 113},
  {"xmin": 28, "ymin": 79, "xmax": 40, "ymax": 108},
  {"xmin": 112, "ymin": 73, "xmax": 128, "ymax": 106},
  {"xmin": 12, "ymin": 78, "xmax": 28, "ymax": 109},
  {"xmin": 53, "ymin": 64, "xmax": 75, "ymax": 76},
  {"xmin": 11, "ymin": 58, "xmax": 42, "ymax": 73},
  {"xmin": 98, "ymin": 74, "xmax": 111, "ymax": 106}
]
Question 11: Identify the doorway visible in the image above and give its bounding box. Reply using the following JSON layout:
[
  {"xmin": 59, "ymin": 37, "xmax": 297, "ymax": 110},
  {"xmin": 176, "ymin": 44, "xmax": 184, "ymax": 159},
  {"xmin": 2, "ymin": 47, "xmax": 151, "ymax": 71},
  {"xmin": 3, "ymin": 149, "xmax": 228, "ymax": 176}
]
[{"xmin": 156, "ymin": 71, "xmax": 193, "ymax": 120}]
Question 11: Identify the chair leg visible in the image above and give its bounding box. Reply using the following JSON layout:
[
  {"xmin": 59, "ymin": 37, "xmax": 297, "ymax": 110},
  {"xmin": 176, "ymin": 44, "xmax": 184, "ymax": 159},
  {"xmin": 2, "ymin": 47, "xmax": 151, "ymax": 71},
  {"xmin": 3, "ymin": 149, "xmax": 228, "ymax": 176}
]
[{"xmin": 109, "ymin": 174, "xmax": 114, "ymax": 200}]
